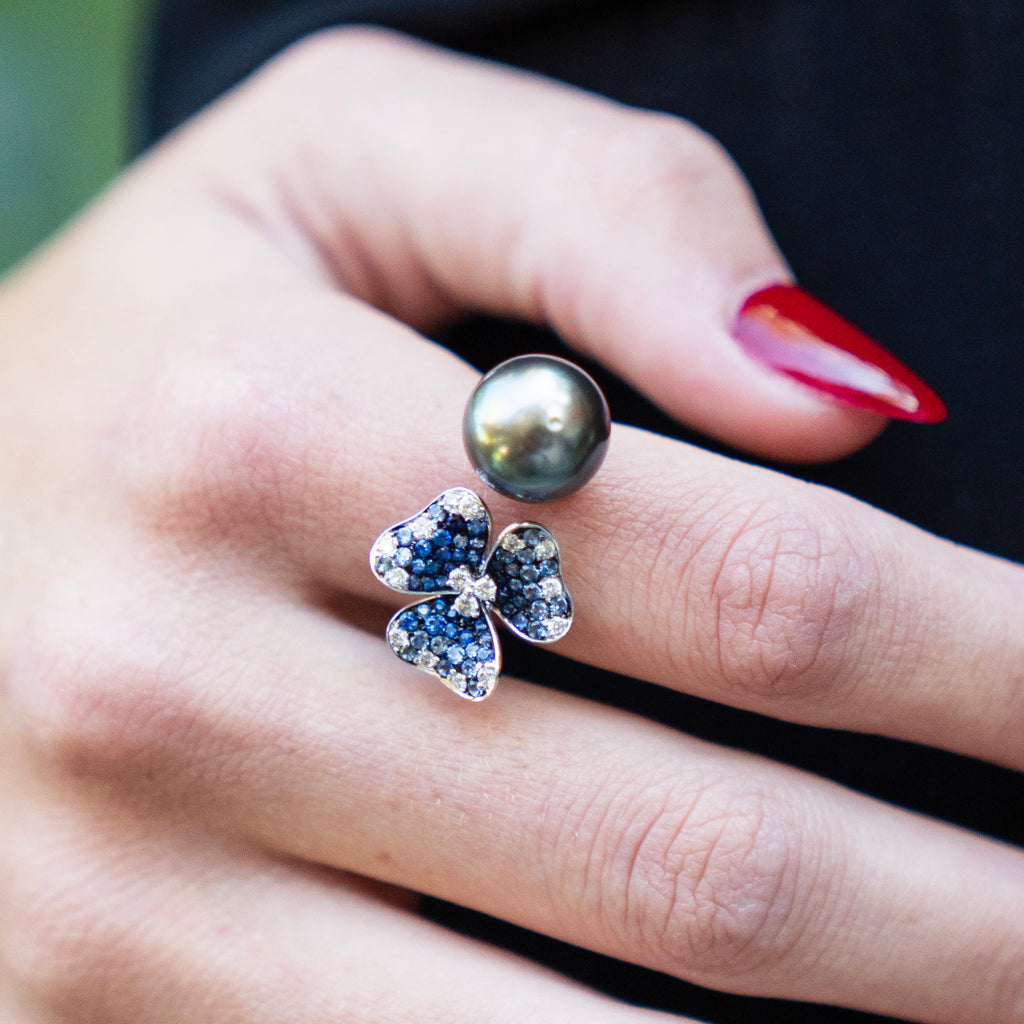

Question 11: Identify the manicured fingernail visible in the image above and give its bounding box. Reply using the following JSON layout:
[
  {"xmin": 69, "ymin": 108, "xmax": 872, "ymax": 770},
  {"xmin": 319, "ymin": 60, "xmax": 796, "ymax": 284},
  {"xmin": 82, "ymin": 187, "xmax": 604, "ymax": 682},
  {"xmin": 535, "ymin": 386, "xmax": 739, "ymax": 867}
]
[{"xmin": 733, "ymin": 284, "xmax": 947, "ymax": 423}]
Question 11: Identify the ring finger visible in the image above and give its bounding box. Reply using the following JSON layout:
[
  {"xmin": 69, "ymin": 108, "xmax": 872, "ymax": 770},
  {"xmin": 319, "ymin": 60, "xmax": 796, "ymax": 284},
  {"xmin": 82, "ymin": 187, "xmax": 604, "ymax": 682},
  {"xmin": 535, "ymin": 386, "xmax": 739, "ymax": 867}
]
[{"xmin": 125, "ymin": 292, "xmax": 1024, "ymax": 771}]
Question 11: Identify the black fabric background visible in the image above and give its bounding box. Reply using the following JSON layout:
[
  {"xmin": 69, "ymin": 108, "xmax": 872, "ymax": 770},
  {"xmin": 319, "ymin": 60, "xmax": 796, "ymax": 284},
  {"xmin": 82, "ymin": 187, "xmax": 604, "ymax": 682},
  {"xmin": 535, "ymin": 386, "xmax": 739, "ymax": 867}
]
[{"xmin": 142, "ymin": 3, "xmax": 1024, "ymax": 1021}]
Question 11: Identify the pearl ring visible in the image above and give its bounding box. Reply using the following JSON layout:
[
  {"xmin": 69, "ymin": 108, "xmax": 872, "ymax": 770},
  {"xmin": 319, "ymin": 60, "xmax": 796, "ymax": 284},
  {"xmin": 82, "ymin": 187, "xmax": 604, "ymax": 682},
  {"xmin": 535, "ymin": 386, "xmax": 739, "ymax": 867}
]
[{"xmin": 369, "ymin": 355, "xmax": 610, "ymax": 701}]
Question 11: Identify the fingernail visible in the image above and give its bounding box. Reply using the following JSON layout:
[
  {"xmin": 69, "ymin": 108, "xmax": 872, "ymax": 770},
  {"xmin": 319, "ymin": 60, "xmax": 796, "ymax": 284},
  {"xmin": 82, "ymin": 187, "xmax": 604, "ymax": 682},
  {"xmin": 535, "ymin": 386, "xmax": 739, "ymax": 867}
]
[{"xmin": 733, "ymin": 284, "xmax": 947, "ymax": 423}]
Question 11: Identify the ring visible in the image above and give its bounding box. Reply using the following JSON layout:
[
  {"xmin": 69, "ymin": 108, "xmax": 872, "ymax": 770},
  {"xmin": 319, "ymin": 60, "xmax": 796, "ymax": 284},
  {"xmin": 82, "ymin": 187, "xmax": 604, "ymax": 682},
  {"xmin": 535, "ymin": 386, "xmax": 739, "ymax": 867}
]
[{"xmin": 369, "ymin": 354, "xmax": 610, "ymax": 701}]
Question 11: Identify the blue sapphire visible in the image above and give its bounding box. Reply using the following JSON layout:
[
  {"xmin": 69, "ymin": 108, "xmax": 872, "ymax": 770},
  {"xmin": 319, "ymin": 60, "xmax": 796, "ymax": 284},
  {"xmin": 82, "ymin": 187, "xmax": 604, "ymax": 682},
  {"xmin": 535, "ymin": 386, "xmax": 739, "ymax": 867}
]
[
  {"xmin": 397, "ymin": 526, "xmax": 413, "ymax": 546},
  {"xmin": 537, "ymin": 559, "xmax": 557, "ymax": 576},
  {"xmin": 398, "ymin": 611, "xmax": 418, "ymax": 631},
  {"xmin": 466, "ymin": 682, "xmax": 486, "ymax": 698},
  {"xmin": 435, "ymin": 547, "xmax": 452, "ymax": 563},
  {"xmin": 417, "ymin": 603, "xmax": 433, "ymax": 616},
  {"xmin": 424, "ymin": 615, "xmax": 445, "ymax": 636},
  {"xmin": 410, "ymin": 558, "xmax": 426, "ymax": 576},
  {"xmin": 444, "ymin": 623, "xmax": 458, "ymax": 639},
  {"xmin": 408, "ymin": 576, "xmax": 421, "ymax": 590},
  {"xmin": 512, "ymin": 613, "xmax": 529, "ymax": 632},
  {"xmin": 530, "ymin": 600, "xmax": 549, "ymax": 618},
  {"xmin": 520, "ymin": 567, "xmax": 538, "ymax": 583},
  {"xmin": 432, "ymin": 529, "xmax": 452, "ymax": 548},
  {"xmin": 394, "ymin": 547, "xmax": 413, "ymax": 567},
  {"xmin": 528, "ymin": 621, "xmax": 547, "ymax": 641},
  {"xmin": 523, "ymin": 583, "xmax": 541, "ymax": 601},
  {"xmin": 467, "ymin": 550, "xmax": 481, "ymax": 565},
  {"xmin": 467, "ymin": 519, "xmax": 487, "ymax": 536},
  {"xmin": 459, "ymin": 630, "xmax": 475, "ymax": 646},
  {"xmin": 432, "ymin": 599, "xmax": 446, "ymax": 613},
  {"xmin": 452, "ymin": 534, "xmax": 468, "ymax": 549},
  {"xmin": 524, "ymin": 529, "xmax": 542, "ymax": 546},
  {"xmin": 447, "ymin": 646, "xmax": 465, "ymax": 666},
  {"xmin": 516, "ymin": 548, "xmax": 535, "ymax": 564},
  {"xmin": 430, "ymin": 636, "xmax": 448, "ymax": 655},
  {"xmin": 410, "ymin": 631, "xmax": 429, "ymax": 651},
  {"xmin": 413, "ymin": 539, "xmax": 433, "ymax": 558},
  {"xmin": 549, "ymin": 597, "xmax": 568, "ymax": 616}
]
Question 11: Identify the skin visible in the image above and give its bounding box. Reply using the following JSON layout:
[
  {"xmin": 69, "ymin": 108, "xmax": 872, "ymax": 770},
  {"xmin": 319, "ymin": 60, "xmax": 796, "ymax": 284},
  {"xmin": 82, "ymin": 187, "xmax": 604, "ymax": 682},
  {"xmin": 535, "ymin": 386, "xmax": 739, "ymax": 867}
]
[{"xmin": 1, "ymin": 27, "xmax": 1022, "ymax": 1024}]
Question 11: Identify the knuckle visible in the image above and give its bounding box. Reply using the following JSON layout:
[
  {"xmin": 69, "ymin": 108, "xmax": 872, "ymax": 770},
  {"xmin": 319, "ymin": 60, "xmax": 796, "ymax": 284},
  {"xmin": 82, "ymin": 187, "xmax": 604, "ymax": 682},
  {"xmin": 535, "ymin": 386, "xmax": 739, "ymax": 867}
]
[
  {"xmin": 4, "ymin": 834, "xmax": 133, "ymax": 1007},
  {"xmin": 125, "ymin": 352, "xmax": 319, "ymax": 543},
  {"xmin": 583, "ymin": 110, "xmax": 752, "ymax": 227},
  {"xmin": 605, "ymin": 776, "xmax": 802, "ymax": 977},
  {"xmin": 257, "ymin": 24, "xmax": 408, "ymax": 95},
  {"xmin": 9, "ymin": 588, "xmax": 197, "ymax": 779},
  {"xmin": 692, "ymin": 497, "xmax": 870, "ymax": 700}
]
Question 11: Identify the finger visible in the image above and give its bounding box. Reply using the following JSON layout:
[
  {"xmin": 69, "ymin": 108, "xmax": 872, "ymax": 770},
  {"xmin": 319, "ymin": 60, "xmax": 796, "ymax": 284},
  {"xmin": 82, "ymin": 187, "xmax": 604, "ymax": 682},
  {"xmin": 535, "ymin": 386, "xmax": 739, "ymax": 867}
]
[
  {"xmin": 3, "ymin": 802, "xmax": 681, "ymax": 1024},
  {"xmin": 19, "ymin": 592, "xmax": 1024, "ymax": 1024},
  {"xmin": 132, "ymin": 26, "xmax": 906, "ymax": 460},
  {"xmin": 117, "ymin": 299, "xmax": 1024, "ymax": 770}
]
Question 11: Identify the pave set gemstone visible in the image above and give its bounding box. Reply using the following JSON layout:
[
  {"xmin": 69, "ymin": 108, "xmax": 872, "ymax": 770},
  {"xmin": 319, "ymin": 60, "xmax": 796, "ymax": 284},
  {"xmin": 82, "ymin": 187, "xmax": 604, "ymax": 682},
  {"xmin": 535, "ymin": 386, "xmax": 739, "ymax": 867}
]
[
  {"xmin": 371, "ymin": 487, "xmax": 572, "ymax": 700},
  {"xmin": 370, "ymin": 487, "xmax": 490, "ymax": 594},
  {"xmin": 489, "ymin": 526, "xmax": 572, "ymax": 642},
  {"xmin": 386, "ymin": 598, "xmax": 498, "ymax": 700}
]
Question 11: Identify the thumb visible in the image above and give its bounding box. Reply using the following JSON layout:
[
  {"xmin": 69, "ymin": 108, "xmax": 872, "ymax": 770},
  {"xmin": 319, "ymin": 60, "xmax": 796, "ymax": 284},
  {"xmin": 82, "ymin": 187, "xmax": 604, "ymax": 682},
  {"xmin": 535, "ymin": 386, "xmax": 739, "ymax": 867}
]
[{"xmin": 152, "ymin": 27, "xmax": 944, "ymax": 461}]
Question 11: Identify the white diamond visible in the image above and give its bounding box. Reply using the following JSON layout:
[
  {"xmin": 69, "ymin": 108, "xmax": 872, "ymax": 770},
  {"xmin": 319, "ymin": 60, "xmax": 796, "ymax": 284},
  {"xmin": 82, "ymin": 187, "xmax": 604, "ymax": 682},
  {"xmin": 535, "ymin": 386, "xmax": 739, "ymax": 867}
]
[
  {"xmin": 412, "ymin": 517, "xmax": 434, "ymax": 540},
  {"xmin": 535, "ymin": 538, "xmax": 556, "ymax": 560},
  {"xmin": 387, "ymin": 625, "xmax": 410, "ymax": 652},
  {"xmin": 543, "ymin": 616, "xmax": 571, "ymax": 639},
  {"xmin": 476, "ymin": 663, "xmax": 498, "ymax": 686},
  {"xmin": 376, "ymin": 535, "xmax": 398, "ymax": 557},
  {"xmin": 501, "ymin": 533, "xmax": 525, "ymax": 552},
  {"xmin": 459, "ymin": 494, "xmax": 484, "ymax": 519},
  {"xmin": 475, "ymin": 575, "xmax": 497, "ymax": 603},
  {"xmin": 454, "ymin": 593, "xmax": 480, "ymax": 617},
  {"xmin": 448, "ymin": 671, "xmax": 467, "ymax": 691},
  {"xmin": 384, "ymin": 568, "xmax": 410, "ymax": 589},
  {"xmin": 441, "ymin": 490, "xmax": 466, "ymax": 513},
  {"xmin": 414, "ymin": 651, "xmax": 439, "ymax": 670},
  {"xmin": 447, "ymin": 566, "xmax": 475, "ymax": 591},
  {"xmin": 540, "ymin": 578, "xmax": 562, "ymax": 600}
]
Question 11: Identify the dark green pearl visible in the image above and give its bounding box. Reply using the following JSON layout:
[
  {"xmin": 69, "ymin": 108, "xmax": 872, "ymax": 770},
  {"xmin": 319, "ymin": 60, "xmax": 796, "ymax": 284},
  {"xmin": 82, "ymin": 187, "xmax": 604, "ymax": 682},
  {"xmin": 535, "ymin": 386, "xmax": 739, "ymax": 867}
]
[{"xmin": 463, "ymin": 355, "xmax": 610, "ymax": 503}]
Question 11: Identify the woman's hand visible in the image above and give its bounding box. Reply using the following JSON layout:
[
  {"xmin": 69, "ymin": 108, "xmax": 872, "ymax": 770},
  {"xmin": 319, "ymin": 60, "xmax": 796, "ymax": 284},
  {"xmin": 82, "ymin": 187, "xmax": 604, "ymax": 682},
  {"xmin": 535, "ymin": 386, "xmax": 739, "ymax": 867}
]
[{"xmin": 1, "ymin": 29, "xmax": 1021, "ymax": 1023}]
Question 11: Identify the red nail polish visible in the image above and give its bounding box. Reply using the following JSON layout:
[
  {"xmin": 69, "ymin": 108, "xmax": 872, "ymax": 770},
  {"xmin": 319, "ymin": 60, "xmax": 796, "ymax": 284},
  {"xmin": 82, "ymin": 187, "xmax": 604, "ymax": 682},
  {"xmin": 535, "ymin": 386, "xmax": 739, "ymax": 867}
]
[{"xmin": 733, "ymin": 285, "xmax": 947, "ymax": 423}]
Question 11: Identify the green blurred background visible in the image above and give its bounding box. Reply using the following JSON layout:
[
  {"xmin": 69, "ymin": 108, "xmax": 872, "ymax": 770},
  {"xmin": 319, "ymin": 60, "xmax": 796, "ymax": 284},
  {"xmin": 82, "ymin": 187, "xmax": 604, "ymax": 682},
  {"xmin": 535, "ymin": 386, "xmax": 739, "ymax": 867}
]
[{"xmin": 0, "ymin": 0, "xmax": 140, "ymax": 274}]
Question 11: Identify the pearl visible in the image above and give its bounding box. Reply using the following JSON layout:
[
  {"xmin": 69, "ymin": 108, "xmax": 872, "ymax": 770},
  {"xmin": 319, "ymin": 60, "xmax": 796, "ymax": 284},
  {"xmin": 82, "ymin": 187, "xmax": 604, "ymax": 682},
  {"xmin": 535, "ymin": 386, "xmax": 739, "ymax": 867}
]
[{"xmin": 463, "ymin": 355, "xmax": 610, "ymax": 502}]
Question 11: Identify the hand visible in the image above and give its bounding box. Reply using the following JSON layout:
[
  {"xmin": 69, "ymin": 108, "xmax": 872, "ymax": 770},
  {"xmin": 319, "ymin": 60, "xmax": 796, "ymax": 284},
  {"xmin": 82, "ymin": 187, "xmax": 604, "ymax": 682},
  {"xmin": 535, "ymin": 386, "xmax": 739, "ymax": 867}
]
[{"xmin": 1, "ymin": 28, "xmax": 1021, "ymax": 1023}]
